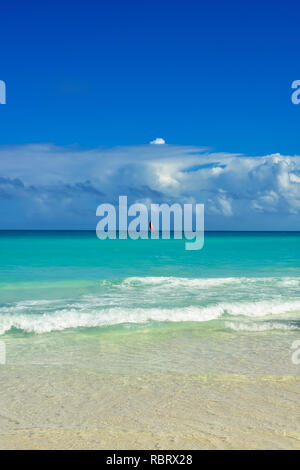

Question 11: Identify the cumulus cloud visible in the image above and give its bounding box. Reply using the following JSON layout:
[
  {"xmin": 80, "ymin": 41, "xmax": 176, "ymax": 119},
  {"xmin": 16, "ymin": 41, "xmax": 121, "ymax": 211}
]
[
  {"xmin": 150, "ymin": 138, "xmax": 165, "ymax": 145},
  {"xmin": 0, "ymin": 143, "xmax": 300, "ymax": 229}
]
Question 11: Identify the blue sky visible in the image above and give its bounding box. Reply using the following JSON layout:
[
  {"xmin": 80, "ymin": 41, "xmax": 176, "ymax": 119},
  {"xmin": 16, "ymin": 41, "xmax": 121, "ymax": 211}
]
[
  {"xmin": 1, "ymin": 0, "xmax": 300, "ymax": 154},
  {"xmin": 0, "ymin": 0, "xmax": 300, "ymax": 229}
]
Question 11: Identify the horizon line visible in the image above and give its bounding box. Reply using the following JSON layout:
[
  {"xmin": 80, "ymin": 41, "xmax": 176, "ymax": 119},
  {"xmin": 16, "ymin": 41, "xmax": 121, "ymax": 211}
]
[{"xmin": 1, "ymin": 229, "xmax": 300, "ymax": 233}]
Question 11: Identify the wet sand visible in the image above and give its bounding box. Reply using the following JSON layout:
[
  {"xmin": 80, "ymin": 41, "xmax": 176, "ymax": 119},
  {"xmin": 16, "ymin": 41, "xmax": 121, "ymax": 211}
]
[{"xmin": 0, "ymin": 326, "xmax": 299, "ymax": 450}]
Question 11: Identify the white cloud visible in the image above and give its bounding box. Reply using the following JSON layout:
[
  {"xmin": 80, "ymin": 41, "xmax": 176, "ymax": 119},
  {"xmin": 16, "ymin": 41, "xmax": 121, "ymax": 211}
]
[
  {"xmin": 150, "ymin": 138, "xmax": 165, "ymax": 145},
  {"xmin": 290, "ymin": 173, "xmax": 300, "ymax": 183},
  {"xmin": 0, "ymin": 143, "xmax": 300, "ymax": 229}
]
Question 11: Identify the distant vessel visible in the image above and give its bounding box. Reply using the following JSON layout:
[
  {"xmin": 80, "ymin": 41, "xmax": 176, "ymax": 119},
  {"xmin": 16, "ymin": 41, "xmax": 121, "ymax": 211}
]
[{"xmin": 149, "ymin": 221, "xmax": 154, "ymax": 233}]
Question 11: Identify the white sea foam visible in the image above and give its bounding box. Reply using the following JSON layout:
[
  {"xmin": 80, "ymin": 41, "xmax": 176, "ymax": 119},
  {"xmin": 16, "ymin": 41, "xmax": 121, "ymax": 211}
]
[
  {"xmin": 120, "ymin": 276, "xmax": 300, "ymax": 290},
  {"xmin": 0, "ymin": 306, "xmax": 218, "ymax": 334},
  {"xmin": 219, "ymin": 300, "xmax": 300, "ymax": 317},
  {"xmin": 0, "ymin": 297, "xmax": 300, "ymax": 334},
  {"xmin": 121, "ymin": 276, "xmax": 244, "ymax": 288},
  {"xmin": 277, "ymin": 279, "xmax": 300, "ymax": 287},
  {"xmin": 225, "ymin": 321, "xmax": 298, "ymax": 332},
  {"xmin": 1, "ymin": 276, "xmax": 300, "ymax": 334}
]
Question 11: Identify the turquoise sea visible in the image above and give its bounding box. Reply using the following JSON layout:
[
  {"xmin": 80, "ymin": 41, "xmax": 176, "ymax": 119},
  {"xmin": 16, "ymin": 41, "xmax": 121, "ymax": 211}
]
[{"xmin": 1, "ymin": 231, "xmax": 300, "ymax": 338}]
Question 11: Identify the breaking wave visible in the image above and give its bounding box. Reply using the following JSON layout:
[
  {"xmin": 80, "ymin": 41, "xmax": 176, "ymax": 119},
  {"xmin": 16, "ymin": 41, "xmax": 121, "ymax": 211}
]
[{"xmin": 0, "ymin": 276, "xmax": 300, "ymax": 334}]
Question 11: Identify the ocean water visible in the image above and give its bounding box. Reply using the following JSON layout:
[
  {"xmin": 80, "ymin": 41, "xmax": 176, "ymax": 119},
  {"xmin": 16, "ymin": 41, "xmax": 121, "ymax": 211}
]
[
  {"xmin": 1, "ymin": 231, "xmax": 300, "ymax": 449},
  {"xmin": 0, "ymin": 231, "xmax": 300, "ymax": 337}
]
